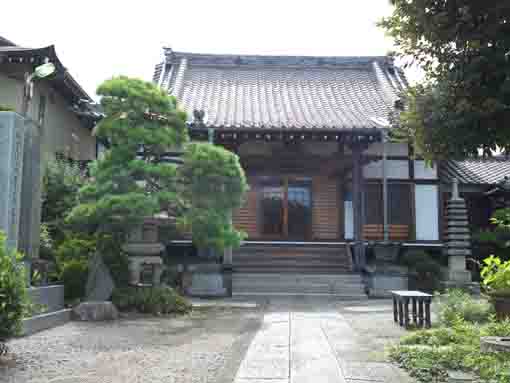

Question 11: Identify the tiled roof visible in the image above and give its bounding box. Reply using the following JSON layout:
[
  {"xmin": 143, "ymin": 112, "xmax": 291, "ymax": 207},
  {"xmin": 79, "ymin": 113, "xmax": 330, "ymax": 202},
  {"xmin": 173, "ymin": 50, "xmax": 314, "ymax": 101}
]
[
  {"xmin": 154, "ymin": 49, "xmax": 407, "ymax": 131},
  {"xmin": 442, "ymin": 158, "xmax": 510, "ymax": 185}
]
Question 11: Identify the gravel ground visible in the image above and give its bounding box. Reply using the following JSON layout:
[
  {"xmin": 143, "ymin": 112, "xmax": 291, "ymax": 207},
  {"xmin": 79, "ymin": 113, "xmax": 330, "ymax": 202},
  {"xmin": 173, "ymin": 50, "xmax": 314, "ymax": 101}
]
[{"xmin": 0, "ymin": 308, "xmax": 263, "ymax": 383}]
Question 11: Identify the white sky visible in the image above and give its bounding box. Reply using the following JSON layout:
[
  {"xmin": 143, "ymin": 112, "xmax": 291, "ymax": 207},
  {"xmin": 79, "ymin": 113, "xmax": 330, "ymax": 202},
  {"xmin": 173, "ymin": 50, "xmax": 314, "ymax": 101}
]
[{"xmin": 2, "ymin": 0, "xmax": 398, "ymax": 99}]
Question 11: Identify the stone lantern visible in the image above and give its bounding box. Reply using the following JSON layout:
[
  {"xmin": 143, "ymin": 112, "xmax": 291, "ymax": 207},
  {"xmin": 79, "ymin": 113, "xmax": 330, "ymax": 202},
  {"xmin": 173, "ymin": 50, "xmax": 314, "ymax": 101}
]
[
  {"xmin": 444, "ymin": 179, "xmax": 474, "ymax": 288},
  {"xmin": 122, "ymin": 221, "xmax": 165, "ymax": 285}
]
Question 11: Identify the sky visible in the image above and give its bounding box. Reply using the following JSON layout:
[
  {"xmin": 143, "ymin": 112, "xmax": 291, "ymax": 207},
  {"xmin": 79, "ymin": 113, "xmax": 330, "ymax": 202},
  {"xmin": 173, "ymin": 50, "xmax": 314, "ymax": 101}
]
[{"xmin": 1, "ymin": 0, "xmax": 397, "ymax": 99}]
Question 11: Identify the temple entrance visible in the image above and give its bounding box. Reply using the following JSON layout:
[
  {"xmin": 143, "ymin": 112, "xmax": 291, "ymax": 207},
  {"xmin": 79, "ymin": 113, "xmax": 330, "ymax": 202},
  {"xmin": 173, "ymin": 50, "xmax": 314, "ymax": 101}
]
[{"xmin": 260, "ymin": 176, "xmax": 312, "ymax": 240}]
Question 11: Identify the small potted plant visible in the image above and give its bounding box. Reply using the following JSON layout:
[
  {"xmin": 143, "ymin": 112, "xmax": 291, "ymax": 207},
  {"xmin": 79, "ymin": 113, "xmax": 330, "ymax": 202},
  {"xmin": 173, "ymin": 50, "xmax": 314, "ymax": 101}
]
[{"xmin": 481, "ymin": 255, "xmax": 510, "ymax": 319}]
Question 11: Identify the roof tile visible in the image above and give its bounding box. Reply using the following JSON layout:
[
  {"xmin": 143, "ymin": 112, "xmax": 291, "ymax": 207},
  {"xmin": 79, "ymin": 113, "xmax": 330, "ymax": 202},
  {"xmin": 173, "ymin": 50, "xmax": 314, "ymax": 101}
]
[{"xmin": 154, "ymin": 51, "xmax": 406, "ymax": 131}]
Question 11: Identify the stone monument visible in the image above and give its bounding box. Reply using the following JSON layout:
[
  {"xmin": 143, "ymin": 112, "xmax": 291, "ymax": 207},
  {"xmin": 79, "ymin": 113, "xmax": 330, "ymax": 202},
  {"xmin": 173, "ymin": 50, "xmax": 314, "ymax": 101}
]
[
  {"xmin": 0, "ymin": 112, "xmax": 25, "ymax": 250},
  {"xmin": 86, "ymin": 254, "xmax": 115, "ymax": 301},
  {"xmin": 444, "ymin": 178, "xmax": 474, "ymax": 288}
]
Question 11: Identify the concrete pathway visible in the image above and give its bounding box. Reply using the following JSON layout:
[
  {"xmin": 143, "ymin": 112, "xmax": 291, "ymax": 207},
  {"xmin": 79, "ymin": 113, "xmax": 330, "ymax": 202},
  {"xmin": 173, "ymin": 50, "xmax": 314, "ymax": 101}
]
[{"xmin": 234, "ymin": 298, "xmax": 413, "ymax": 383}]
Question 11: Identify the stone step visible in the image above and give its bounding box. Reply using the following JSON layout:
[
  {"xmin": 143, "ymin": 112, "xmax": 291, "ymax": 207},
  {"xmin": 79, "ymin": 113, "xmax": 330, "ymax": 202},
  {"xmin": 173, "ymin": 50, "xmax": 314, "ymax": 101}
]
[
  {"xmin": 233, "ymin": 266, "xmax": 352, "ymax": 274},
  {"xmin": 233, "ymin": 272, "xmax": 362, "ymax": 280},
  {"xmin": 232, "ymin": 272, "xmax": 366, "ymax": 297}
]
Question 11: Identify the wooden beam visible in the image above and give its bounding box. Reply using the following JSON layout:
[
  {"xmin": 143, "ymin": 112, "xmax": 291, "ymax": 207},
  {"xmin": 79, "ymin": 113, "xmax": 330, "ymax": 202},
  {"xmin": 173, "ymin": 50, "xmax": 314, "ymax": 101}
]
[{"xmin": 351, "ymin": 143, "xmax": 366, "ymax": 270}]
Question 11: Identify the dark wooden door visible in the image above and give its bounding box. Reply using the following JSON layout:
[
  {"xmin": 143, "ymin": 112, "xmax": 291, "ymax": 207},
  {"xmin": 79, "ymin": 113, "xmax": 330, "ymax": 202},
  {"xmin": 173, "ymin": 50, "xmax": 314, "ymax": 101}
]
[{"xmin": 261, "ymin": 176, "xmax": 312, "ymax": 240}]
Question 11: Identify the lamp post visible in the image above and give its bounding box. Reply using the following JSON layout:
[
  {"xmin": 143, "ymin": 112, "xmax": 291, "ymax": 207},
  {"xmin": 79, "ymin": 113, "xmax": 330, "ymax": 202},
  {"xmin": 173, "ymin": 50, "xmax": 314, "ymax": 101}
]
[
  {"xmin": 18, "ymin": 62, "xmax": 55, "ymax": 284},
  {"xmin": 21, "ymin": 62, "xmax": 56, "ymax": 117}
]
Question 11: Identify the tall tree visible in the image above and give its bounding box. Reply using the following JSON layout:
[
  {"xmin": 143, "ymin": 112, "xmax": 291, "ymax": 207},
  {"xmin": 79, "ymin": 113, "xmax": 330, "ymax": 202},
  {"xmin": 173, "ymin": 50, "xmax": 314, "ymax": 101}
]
[
  {"xmin": 380, "ymin": 1, "xmax": 510, "ymax": 159},
  {"xmin": 67, "ymin": 76, "xmax": 247, "ymax": 253}
]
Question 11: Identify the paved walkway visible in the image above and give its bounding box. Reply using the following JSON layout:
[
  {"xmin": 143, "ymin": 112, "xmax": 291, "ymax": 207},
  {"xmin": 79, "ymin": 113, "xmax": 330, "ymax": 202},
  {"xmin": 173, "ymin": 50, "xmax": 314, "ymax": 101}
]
[{"xmin": 234, "ymin": 298, "xmax": 413, "ymax": 383}]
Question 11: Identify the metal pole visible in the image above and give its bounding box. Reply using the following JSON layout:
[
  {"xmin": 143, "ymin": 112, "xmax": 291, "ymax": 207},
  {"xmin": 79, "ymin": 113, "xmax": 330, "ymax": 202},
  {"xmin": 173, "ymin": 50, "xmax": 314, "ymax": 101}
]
[{"xmin": 382, "ymin": 130, "xmax": 389, "ymax": 242}]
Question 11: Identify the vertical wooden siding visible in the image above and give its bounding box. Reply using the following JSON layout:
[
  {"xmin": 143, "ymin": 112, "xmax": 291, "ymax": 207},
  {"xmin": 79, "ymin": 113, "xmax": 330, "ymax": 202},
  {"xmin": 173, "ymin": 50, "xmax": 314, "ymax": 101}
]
[
  {"xmin": 233, "ymin": 186, "xmax": 259, "ymax": 238},
  {"xmin": 312, "ymin": 176, "xmax": 340, "ymax": 239}
]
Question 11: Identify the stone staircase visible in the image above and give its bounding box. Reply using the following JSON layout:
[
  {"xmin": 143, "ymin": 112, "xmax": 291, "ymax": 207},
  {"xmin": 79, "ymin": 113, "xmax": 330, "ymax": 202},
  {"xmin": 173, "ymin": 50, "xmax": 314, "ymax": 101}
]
[
  {"xmin": 232, "ymin": 244, "xmax": 353, "ymax": 273},
  {"xmin": 231, "ymin": 244, "xmax": 367, "ymax": 298},
  {"xmin": 232, "ymin": 272, "xmax": 367, "ymax": 298}
]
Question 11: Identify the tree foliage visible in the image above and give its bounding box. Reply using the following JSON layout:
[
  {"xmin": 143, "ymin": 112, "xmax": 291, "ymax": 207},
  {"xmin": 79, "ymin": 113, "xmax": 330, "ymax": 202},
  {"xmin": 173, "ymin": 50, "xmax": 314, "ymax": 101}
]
[
  {"xmin": 41, "ymin": 159, "xmax": 86, "ymax": 248},
  {"xmin": 178, "ymin": 142, "xmax": 248, "ymax": 251},
  {"xmin": 380, "ymin": 1, "xmax": 510, "ymax": 159},
  {"xmin": 68, "ymin": 76, "xmax": 247, "ymax": 252},
  {"xmin": 67, "ymin": 76, "xmax": 188, "ymax": 235},
  {"xmin": 0, "ymin": 232, "xmax": 28, "ymax": 354}
]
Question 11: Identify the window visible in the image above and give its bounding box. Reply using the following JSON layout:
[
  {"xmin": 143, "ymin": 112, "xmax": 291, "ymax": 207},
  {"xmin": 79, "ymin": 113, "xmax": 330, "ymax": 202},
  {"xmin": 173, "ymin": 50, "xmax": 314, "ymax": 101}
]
[
  {"xmin": 388, "ymin": 183, "xmax": 412, "ymax": 225},
  {"xmin": 364, "ymin": 183, "xmax": 383, "ymax": 225}
]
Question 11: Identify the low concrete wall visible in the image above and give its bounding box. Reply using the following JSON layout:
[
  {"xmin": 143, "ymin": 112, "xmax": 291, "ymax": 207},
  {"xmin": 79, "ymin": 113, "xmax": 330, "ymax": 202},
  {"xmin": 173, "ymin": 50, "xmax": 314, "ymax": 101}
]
[
  {"xmin": 28, "ymin": 285, "xmax": 65, "ymax": 313},
  {"xmin": 21, "ymin": 309, "xmax": 71, "ymax": 336},
  {"xmin": 367, "ymin": 273, "xmax": 408, "ymax": 298}
]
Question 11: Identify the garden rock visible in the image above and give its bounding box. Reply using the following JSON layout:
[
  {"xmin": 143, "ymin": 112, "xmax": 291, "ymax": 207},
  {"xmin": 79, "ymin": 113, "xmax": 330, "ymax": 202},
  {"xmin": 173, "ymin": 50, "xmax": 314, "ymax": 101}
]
[
  {"xmin": 481, "ymin": 336, "xmax": 510, "ymax": 353},
  {"xmin": 72, "ymin": 301, "xmax": 119, "ymax": 321}
]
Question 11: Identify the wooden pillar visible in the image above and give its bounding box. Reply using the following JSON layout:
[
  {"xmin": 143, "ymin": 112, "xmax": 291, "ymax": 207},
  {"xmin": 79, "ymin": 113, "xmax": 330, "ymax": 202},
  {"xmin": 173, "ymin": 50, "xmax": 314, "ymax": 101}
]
[{"xmin": 351, "ymin": 143, "xmax": 365, "ymax": 270}]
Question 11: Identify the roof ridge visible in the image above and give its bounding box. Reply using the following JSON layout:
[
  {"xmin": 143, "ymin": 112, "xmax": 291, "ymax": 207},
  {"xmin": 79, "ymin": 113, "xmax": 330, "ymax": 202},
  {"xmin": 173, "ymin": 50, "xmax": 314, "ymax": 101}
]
[{"xmin": 165, "ymin": 49, "xmax": 391, "ymax": 67}]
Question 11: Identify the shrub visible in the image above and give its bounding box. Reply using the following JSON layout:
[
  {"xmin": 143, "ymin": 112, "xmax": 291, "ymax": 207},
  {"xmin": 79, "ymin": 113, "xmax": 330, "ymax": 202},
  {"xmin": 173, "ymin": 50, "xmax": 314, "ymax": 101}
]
[
  {"xmin": 111, "ymin": 286, "xmax": 191, "ymax": 315},
  {"xmin": 435, "ymin": 289, "xmax": 493, "ymax": 326},
  {"xmin": 391, "ymin": 316, "xmax": 510, "ymax": 383},
  {"xmin": 400, "ymin": 251, "xmax": 442, "ymax": 292},
  {"xmin": 0, "ymin": 232, "xmax": 29, "ymax": 355},
  {"xmin": 481, "ymin": 255, "xmax": 510, "ymax": 297},
  {"xmin": 97, "ymin": 234, "xmax": 130, "ymax": 288},
  {"xmin": 60, "ymin": 259, "xmax": 89, "ymax": 302},
  {"xmin": 55, "ymin": 237, "xmax": 94, "ymax": 302},
  {"xmin": 0, "ymin": 104, "xmax": 15, "ymax": 112}
]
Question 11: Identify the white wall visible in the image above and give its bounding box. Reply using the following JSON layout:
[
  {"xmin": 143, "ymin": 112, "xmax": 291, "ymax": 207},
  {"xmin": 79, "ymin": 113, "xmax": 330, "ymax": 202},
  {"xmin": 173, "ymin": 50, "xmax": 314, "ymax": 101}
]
[
  {"xmin": 414, "ymin": 184, "xmax": 439, "ymax": 240},
  {"xmin": 363, "ymin": 159, "xmax": 409, "ymax": 179},
  {"xmin": 414, "ymin": 160, "xmax": 438, "ymax": 179}
]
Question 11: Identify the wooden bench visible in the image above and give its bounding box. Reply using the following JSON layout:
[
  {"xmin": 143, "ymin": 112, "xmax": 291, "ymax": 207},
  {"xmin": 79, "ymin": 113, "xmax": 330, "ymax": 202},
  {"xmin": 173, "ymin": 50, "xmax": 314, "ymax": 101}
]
[
  {"xmin": 363, "ymin": 224, "xmax": 410, "ymax": 241},
  {"xmin": 391, "ymin": 290, "xmax": 433, "ymax": 329}
]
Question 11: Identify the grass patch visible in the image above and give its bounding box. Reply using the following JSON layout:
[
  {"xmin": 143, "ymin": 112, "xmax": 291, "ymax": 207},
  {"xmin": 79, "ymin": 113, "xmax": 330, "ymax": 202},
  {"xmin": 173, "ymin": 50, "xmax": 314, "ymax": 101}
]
[{"xmin": 389, "ymin": 316, "xmax": 510, "ymax": 382}]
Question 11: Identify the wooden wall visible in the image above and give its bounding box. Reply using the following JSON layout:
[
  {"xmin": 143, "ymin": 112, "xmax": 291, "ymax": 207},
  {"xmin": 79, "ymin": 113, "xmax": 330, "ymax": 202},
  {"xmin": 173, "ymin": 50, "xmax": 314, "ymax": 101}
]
[
  {"xmin": 233, "ymin": 175, "xmax": 342, "ymax": 240},
  {"xmin": 233, "ymin": 185, "xmax": 259, "ymax": 238},
  {"xmin": 312, "ymin": 176, "xmax": 340, "ymax": 240}
]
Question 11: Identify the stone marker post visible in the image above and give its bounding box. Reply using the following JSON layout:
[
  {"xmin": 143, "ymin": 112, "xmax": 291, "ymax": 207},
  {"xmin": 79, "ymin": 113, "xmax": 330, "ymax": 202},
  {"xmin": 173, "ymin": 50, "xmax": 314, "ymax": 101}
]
[
  {"xmin": 445, "ymin": 178, "xmax": 473, "ymax": 286},
  {"xmin": 0, "ymin": 112, "xmax": 25, "ymax": 250}
]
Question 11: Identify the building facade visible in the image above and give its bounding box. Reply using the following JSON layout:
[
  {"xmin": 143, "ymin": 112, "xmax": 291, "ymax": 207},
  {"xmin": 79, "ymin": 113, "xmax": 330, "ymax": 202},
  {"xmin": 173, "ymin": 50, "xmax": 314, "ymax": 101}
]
[{"xmin": 154, "ymin": 49, "xmax": 444, "ymax": 274}]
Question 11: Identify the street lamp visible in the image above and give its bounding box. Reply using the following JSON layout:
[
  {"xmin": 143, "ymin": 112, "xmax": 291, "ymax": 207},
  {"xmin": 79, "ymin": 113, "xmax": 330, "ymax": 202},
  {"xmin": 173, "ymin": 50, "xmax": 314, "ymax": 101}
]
[
  {"xmin": 21, "ymin": 62, "xmax": 56, "ymax": 117},
  {"xmin": 19, "ymin": 61, "xmax": 56, "ymax": 283}
]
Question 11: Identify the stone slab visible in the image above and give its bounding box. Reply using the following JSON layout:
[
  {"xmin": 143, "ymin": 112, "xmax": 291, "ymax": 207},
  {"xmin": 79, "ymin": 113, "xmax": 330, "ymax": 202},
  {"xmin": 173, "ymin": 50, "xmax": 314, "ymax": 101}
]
[
  {"xmin": 235, "ymin": 313, "xmax": 290, "ymax": 380},
  {"xmin": 28, "ymin": 285, "xmax": 65, "ymax": 313},
  {"xmin": 190, "ymin": 298, "xmax": 258, "ymax": 309},
  {"xmin": 21, "ymin": 308, "xmax": 71, "ymax": 336},
  {"xmin": 72, "ymin": 301, "xmax": 119, "ymax": 321},
  {"xmin": 0, "ymin": 112, "xmax": 25, "ymax": 250},
  {"xmin": 187, "ymin": 272, "xmax": 228, "ymax": 297},
  {"xmin": 290, "ymin": 312, "xmax": 345, "ymax": 383},
  {"xmin": 341, "ymin": 361, "xmax": 399, "ymax": 382}
]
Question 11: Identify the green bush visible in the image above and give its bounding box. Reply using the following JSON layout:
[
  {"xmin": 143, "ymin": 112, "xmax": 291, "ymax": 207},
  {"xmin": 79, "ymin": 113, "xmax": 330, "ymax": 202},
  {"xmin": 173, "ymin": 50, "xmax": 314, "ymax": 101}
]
[
  {"xmin": 400, "ymin": 251, "xmax": 442, "ymax": 292},
  {"xmin": 0, "ymin": 232, "xmax": 29, "ymax": 354},
  {"xmin": 0, "ymin": 104, "xmax": 15, "ymax": 112},
  {"xmin": 55, "ymin": 237, "xmax": 94, "ymax": 302},
  {"xmin": 111, "ymin": 286, "xmax": 191, "ymax": 315},
  {"xmin": 391, "ymin": 316, "xmax": 510, "ymax": 383},
  {"xmin": 97, "ymin": 235, "xmax": 130, "ymax": 287},
  {"xmin": 481, "ymin": 255, "xmax": 510, "ymax": 297},
  {"xmin": 60, "ymin": 259, "xmax": 89, "ymax": 302},
  {"xmin": 435, "ymin": 289, "xmax": 494, "ymax": 326}
]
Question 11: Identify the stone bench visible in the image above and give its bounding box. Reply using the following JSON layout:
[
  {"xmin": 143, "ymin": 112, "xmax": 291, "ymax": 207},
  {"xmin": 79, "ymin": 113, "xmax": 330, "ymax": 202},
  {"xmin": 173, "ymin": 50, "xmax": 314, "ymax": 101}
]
[{"xmin": 391, "ymin": 290, "xmax": 433, "ymax": 329}]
